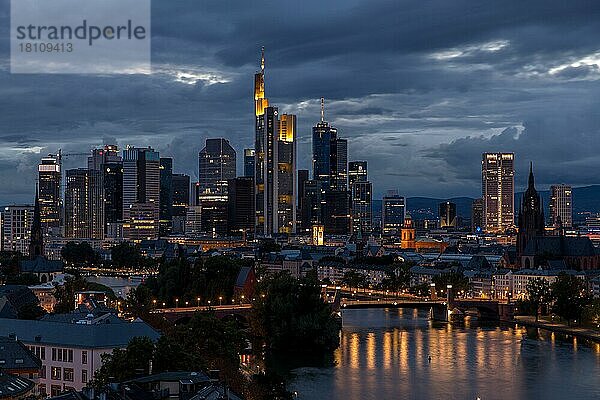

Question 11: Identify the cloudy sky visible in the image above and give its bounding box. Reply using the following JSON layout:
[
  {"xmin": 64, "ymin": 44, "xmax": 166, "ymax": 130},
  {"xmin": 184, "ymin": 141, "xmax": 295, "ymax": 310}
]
[{"xmin": 1, "ymin": 0, "xmax": 600, "ymax": 203}]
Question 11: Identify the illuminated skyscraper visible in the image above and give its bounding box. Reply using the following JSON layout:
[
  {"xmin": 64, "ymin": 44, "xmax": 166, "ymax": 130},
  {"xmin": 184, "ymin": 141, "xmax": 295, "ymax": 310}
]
[
  {"xmin": 254, "ymin": 48, "xmax": 296, "ymax": 235},
  {"xmin": 38, "ymin": 154, "xmax": 61, "ymax": 233},
  {"xmin": 172, "ymin": 173, "xmax": 190, "ymax": 234},
  {"xmin": 471, "ymin": 198, "xmax": 484, "ymax": 233},
  {"xmin": 88, "ymin": 145, "xmax": 122, "ymax": 237},
  {"xmin": 159, "ymin": 157, "xmax": 173, "ymax": 235},
  {"xmin": 311, "ymin": 98, "xmax": 350, "ymax": 234},
  {"xmin": 351, "ymin": 181, "xmax": 373, "ymax": 235},
  {"xmin": 64, "ymin": 168, "xmax": 104, "ymax": 239},
  {"xmin": 312, "ymin": 99, "xmax": 347, "ymax": 191},
  {"xmin": 550, "ymin": 184, "xmax": 573, "ymax": 229},
  {"xmin": 482, "ymin": 152, "xmax": 514, "ymax": 232},
  {"xmin": 244, "ymin": 148, "xmax": 255, "ymax": 178},
  {"xmin": 382, "ymin": 190, "xmax": 405, "ymax": 235},
  {"xmin": 122, "ymin": 147, "xmax": 160, "ymax": 241},
  {"xmin": 198, "ymin": 138, "xmax": 236, "ymax": 195},
  {"xmin": 2, "ymin": 205, "xmax": 34, "ymax": 255},
  {"xmin": 348, "ymin": 161, "xmax": 368, "ymax": 187}
]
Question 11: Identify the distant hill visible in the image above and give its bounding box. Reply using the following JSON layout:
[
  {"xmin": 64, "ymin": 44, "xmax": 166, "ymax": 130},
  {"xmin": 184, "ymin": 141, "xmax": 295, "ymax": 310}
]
[{"xmin": 372, "ymin": 185, "xmax": 600, "ymax": 221}]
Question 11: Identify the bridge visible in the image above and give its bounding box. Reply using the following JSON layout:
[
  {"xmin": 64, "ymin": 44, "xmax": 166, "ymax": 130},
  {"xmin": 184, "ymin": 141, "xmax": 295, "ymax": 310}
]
[{"xmin": 150, "ymin": 304, "xmax": 251, "ymax": 324}]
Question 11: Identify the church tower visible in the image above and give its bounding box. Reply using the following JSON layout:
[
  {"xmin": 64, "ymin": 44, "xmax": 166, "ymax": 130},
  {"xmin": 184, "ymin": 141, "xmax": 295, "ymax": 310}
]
[
  {"xmin": 516, "ymin": 163, "xmax": 545, "ymax": 263},
  {"xmin": 29, "ymin": 186, "xmax": 44, "ymax": 259},
  {"xmin": 401, "ymin": 213, "xmax": 416, "ymax": 249}
]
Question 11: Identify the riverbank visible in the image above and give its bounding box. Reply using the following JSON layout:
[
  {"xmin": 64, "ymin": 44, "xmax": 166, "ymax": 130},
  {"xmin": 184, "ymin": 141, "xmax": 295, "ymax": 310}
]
[{"xmin": 514, "ymin": 315, "xmax": 600, "ymax": 343}]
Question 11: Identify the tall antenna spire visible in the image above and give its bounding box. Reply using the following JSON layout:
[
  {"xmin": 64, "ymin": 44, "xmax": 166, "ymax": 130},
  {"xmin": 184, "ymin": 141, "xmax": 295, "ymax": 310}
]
[
  {"xmin": 260, "ymin": 46, "xmax": 265, "ymax": 74},
  {"xmin": 320, "ymin": 97, "xmax": 325, "ymax": 122}
]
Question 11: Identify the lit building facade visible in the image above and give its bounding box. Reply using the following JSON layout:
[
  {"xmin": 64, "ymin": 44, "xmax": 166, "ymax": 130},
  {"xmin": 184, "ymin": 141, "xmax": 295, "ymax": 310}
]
[
  {"xmin": 482, "ymin": 152, "xmax": 514, "ymax": 232},
  {"xmin": 471, "ymin": 198, "xmax": 484, "ymax": 233},
  {"xmin": 254, "ymin": 49, "xmax": 296, "ymax": 235},
  {"xmin": 88, "ymin": 146, "xmax": 123, "ymax": 239},
  {"xmin": 351, "ymin": 181, "xmax": 373, "ymax": 235},
  {"xmin": 64, "ymin": 169, "xmax": 104, "ymax": 239},
  {"xmin": 2, "ymin": 205, "xmax": 34, "ymax": 255},
  {"xmin": 382, "ymin": 190, "xmax": 405, "ymax": 235},
  {"xmin": 244, "ymin": 148, "xmax": 255, "ymax": 178},
  {"xmin": 159, "ymin": 157, "xmax": 173, "ymax": 235},
  {"xmin": 38, "ymin": 155, "xmax": 61, "ymax": 233},
  {"xmin": 172, "ymin": 173, "xmax": 190, "ymax": 234},
  {"xmin": 550, "ymin": 184, "xmax": 573, "ymax": 229},
  {"xmin": 122, "ymin": 147, "xmax": 160, "ymax": 241},
  {"xmin": 311, "ymin": 98, "xmax": 350, "ymax": 234},
  {"xmin": 198, "ymin": 138, "xmax": 236, "ymax": 195}
]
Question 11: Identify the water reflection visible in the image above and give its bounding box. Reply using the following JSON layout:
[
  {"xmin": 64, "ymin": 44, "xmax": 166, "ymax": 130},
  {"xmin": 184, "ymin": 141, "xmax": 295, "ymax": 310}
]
[{"xmin": 289, "ymin": 308, "xmax": 600, "ymax": 400}]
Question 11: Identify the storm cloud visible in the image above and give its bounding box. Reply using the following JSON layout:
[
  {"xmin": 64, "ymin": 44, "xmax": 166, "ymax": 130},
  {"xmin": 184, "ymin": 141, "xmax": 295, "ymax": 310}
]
[{"xmin": 1, "ymin": 0, "xmax": 600, "ymax": 202}]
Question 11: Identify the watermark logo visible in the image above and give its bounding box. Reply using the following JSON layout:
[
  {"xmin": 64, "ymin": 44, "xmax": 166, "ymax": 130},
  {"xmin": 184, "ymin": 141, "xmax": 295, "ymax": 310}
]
[{"xmin": 11, "ymin": 0, "xmax": 151, "ymax": 74}]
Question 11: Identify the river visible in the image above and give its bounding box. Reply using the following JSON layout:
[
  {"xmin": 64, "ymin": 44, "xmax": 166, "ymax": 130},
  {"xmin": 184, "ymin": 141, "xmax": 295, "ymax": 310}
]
[{"xmin": 288, "ymin": 308, "xmax": 600, "ymax": 400}]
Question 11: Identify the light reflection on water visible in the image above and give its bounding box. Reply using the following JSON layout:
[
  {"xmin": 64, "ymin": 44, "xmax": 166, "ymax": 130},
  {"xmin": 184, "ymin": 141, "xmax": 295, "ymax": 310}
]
[{"xmin": 289, "ymin": 308, "xmax": 600, "ymax": 400}]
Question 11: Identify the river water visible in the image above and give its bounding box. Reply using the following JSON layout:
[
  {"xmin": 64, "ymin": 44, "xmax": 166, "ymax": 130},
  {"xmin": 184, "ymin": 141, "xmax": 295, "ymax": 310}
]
[{"xmin": 288, "ymin": 308, "xmax": 600, "ymax": 400}]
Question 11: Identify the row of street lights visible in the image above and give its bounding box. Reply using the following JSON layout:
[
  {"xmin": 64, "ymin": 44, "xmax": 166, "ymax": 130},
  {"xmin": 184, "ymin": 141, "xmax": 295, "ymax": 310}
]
[{"xmin": 152, "ymin": 295, "xmax": 253, "ymax": 309}]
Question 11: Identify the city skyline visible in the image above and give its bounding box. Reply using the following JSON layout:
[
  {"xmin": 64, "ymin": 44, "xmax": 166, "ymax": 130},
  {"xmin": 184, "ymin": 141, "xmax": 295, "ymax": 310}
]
[{"xmin": 1, "ymin": 1, "xmax": 600, "ymax": 202}]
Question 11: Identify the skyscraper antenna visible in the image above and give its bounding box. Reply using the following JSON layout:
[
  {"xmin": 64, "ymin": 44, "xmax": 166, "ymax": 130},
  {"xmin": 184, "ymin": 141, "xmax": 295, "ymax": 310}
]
[
  {"xmin": 320, "ymin": 97, "xmax": 325, "ymax": 122},
  {"xmin": 261, "ymin": 46, "xmax": 265, "ymax": 74}
]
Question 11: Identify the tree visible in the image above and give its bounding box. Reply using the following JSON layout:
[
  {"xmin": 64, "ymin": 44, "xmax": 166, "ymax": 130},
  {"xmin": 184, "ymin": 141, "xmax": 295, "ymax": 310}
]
[
  {"xmin": 432, "ymin": 271, "xmax": 470, "ymax": 295},
  {"xmin": 525, "ymin": 278, "xmax": 552, "ymax": 321},
  {"xmin": 381, "ymin": 263, "xmax": 412, "ymax": 295},
  {"xmin": 111, "ymin": 242, "xmax": 143, "ymax": 270},
  {"xmin": 551, "ymin": 273, "xmax": 592, "ymax": 326},
  {"xmin": 342, "ymin": 270, "xmax": 367, "ymax": 292},
  {"xmin": 251, "ymin": 273, "xmax": 341, "ymax": 353},
  {"xmin": 61, "ymin": 241, "xmax": 100, "ymax": 267},
  {"xmin": 93, "ymin": 336, "xmax": 155, "ymax": 387}
]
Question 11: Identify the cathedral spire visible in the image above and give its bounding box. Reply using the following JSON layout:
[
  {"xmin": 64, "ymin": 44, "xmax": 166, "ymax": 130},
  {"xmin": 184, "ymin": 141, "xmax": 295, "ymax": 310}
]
[
  {"xmin": 528, "ymin": 161, "xmax": 535, "ymax": 189},
  {"xmin": 30, "ymin": 183, "xmax": 44, "ymax": 259}
]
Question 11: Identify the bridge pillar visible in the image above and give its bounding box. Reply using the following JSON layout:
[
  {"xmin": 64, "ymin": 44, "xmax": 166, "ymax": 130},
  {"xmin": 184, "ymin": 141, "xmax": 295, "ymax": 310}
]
[
  {"xmin": 446, "ymin": 284, "xmax": 455, "ymax": 310},
  {"xmin": 429, "ymin": 283, "xmax": 437, "ymax": 301}
]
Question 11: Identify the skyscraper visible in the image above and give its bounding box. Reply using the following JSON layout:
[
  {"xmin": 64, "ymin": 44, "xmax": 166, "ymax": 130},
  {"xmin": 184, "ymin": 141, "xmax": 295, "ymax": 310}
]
[
  {"xmin": 482, "ymin": 152, "xmax": 515, "ymax": 233},
  {"xmin": 88, "ymin": 145, "xmax": 122, "ymax": 238},
  {"xmin": 311, "ymin": 98, "xmax": 350, "ymax": 234},
  {"xmin": 244, "ymin": 148, "xmax": 256, "ymax": 178},
  {"xmin": 348, "ymin": 161, "xmax": 368, "ymax": 187},
  {"xmin": 382, "ymin": 190, "xmax": 405, "ymax": 235},
  {"xmin": 122, "ymin": 147, "xmax": 160, "ymax": 241},
  {"xmin": 172, "ymin": 173, "xmax": 190, "ymax": 234},
  {"xmin": 471, "ymin": 198, "xmax": 484, "ymax": 233},
  {"xmin": 439, "ymin": 201, "xmax": 457, "ymax": 229},
  {"xmin": 253, "ymin": 49, "xmax": 296, "ymax": 235},
  {"xmin": 64, "ymin": 168, "xmax": 104, "ymax": 239},
  {"xmin": 349, "ymin": 161, "xmax": 372, "ymax": 235},
  {"xmin": 2, "ymin": 205, "xmax": 34, "ymax": 255},
  {"xmin": 297, "ymin": 169, "xmax": 309, "ymax": 231},
  {"xmin": 38, "ymin": 154, "xmax": 61, "ymax": 233},
  {"xmin": 550, "ymin": 184, "xmax": 573, "ymax": 229},
  {"xmin": 227, "ymin": 177, "xmax": 255, "ymax": 237},
  {"xmin": 312, "ymin": 98, "xmax": 347, "ymax": 191},
  {"xmin": 351, "ymin": 181, "xmax": 373, "ymax": 235},
  {"xmin": 199, "ymin": 138, "xmax": 236, "ymax": 195},
  {"xmin": 159, "ymin": 157, "xmax": 173, "ymax": 235}
]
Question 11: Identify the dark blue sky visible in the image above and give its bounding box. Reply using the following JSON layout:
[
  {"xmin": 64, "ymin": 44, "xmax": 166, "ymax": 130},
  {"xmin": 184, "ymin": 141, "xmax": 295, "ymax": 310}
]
[{"xmin": 1, "ymin": 0, "xmax": 600, "ymax": 203}]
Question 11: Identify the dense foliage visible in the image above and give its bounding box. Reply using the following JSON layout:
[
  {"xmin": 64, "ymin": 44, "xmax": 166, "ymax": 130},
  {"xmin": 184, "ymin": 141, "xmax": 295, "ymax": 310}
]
[
  {"xmin": 525, "ymin": 278, "xmax": 552, "ymax": 321},
  {"xmin": 432, "ymin": 271, "xmax": 470, "ymax": 294},
  {"xmin": 141, "ymin": 256, "xmax": 247, "ymax": 307},
  {"xmin": 61, "ymin": 241, "xmax": 101, "ymax": 267},
  {"xmin": 250, "ymin": 273, "xmax": 341, "ymax": 353}
]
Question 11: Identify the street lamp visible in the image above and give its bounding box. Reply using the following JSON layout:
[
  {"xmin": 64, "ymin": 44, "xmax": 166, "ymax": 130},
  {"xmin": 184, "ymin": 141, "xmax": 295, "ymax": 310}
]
[
  {"xmin": 219, "ymin": 296, "xmax": 223, "ymax": 306},
  {"xmin": 175, "ymin": 298, "xmax": 179, "ymax": 308},
  {"xmin": 196, "ymin": 297, "xmax": 201, "ymax": 307}
]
